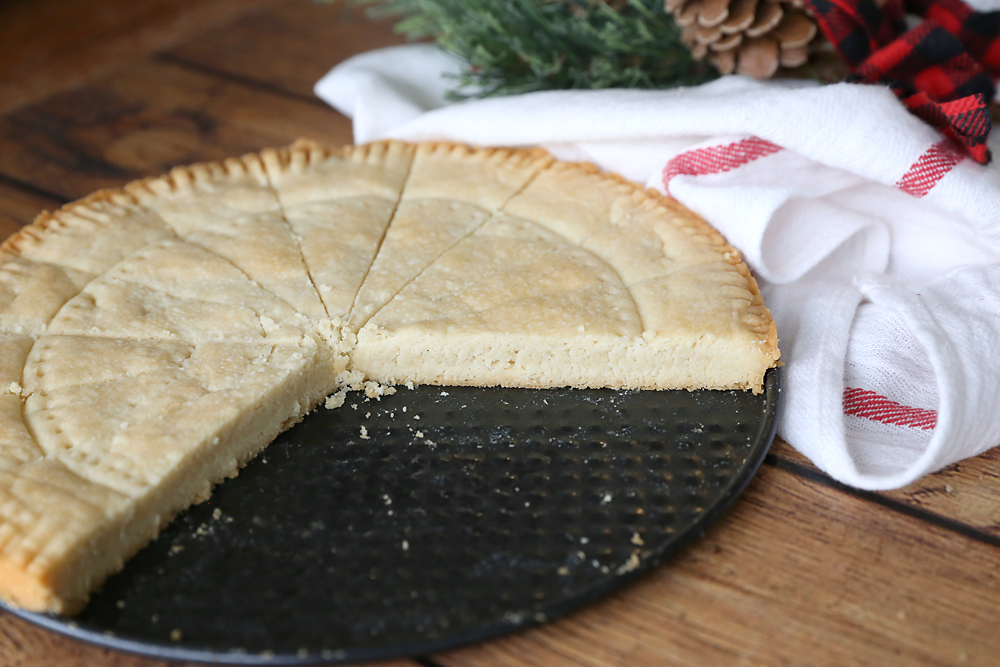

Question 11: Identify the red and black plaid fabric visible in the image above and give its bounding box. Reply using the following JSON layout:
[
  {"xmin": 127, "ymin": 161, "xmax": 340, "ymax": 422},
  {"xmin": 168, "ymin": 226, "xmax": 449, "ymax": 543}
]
[{"xmin": 802, "ymin": 0, "xmax": 1000, "ymax": 164}]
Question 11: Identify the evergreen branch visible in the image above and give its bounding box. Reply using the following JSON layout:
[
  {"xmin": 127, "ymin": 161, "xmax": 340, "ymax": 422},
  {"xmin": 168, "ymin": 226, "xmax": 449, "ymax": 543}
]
[{"xmin": 349, "ymin": 0, "xmax": 717, "ymax": 98}]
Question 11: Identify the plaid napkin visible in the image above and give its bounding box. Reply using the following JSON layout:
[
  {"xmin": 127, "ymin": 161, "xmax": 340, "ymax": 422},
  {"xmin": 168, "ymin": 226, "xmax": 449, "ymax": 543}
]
[
  {"xmin": 804, "ymin": 0, "xmax": 1000, "ymax": 163},
  {"xmin": 316, "ymin": 44, "xmax": 1000, "ymax": 490}
]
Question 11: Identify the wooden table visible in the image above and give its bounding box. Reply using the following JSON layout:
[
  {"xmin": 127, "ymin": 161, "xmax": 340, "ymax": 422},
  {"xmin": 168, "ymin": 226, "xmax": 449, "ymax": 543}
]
[{"xmin": 2, "ymin": 1, "xmax": 999, "ymax": 665}]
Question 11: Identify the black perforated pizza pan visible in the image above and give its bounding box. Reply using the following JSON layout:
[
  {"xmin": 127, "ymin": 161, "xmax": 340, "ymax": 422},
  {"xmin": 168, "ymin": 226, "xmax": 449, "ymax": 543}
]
[{"xmin": 5, "ymin": 368, "xmax": 780, "ymax": 664}]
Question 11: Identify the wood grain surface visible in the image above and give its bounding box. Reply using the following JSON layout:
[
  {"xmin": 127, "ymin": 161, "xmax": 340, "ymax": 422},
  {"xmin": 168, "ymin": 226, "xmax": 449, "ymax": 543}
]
[
  {"xmin": 1, "ymin": 1, "xmax": 998, "ymax": 665},
  {"xmin": 0, "ymin": 0, "xmax": 277, "ymax": 115}
]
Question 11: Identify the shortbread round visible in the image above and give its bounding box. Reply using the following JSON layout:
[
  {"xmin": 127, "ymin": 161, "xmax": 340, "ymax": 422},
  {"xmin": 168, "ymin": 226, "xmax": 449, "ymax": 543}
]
[{"xmin": 0, "ymin": 140, "xmax": 778, "ymax": 614}]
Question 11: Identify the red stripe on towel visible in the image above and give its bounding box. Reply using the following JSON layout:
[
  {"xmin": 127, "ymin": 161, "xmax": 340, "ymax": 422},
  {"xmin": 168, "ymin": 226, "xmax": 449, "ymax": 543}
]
[
  {"xmin": 662, "ymin": 137, "xmax": 782, "ymax": 194},
  {"xmin": 843, "ymin": 387, "xmax": 937, "ymax": 430},
  {"xmin": 895, "ymin": 141, "xmax": 964, "ymax": 197}
]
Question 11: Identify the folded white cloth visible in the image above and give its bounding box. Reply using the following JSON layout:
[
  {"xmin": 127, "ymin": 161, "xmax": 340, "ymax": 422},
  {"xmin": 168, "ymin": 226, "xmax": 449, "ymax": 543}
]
[
  {"xmin": 316, "ymin": 44, "xmax": 1000, "ymax": 490},
  {"xmin": 965, "ymin": 0, "xmax": 1000, "ymax": 9}
]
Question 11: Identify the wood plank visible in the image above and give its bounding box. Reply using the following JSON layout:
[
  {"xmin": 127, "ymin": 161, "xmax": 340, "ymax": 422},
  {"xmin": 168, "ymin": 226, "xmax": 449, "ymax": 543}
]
[
  {"xmin": 434, "ymin": 462, "xmax": 1000, "ymax": 667},
  {"xmin": 882, "ymin": 446, "xmax": 1000, "ymax": 534},
  {"xmin": 0, "ymin": 0, "xmax": 275, "ymax": 115},
  {"xmin": 772, "ymin": 437, "xmax": 1000, "ymax": 540},
  {"xmin": 166, "ymin": 1, "xmax": 407, "ymax": 99},
  {"xmin": 0, "ymin": 59, "xmax": 353, "ymax": 201},
  {"xmin": 0, "ymin": 610, "xmax": 421, "ymax": 667}
]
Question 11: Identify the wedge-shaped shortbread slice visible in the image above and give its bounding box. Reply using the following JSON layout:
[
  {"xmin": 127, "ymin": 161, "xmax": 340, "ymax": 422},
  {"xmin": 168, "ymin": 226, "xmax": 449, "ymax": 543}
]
[
  {"xmin": 2, "ymin": 239, "xmax": 336, "ymax": 613},
  {"xmin": 353, "ymin": 167, "xmax": 778, "ymax": 392},
  {"xmin": 262, "ymin": 140, "xmax": 414, "ymax": 319},
  {"xmin": 346, "ymin": 143, "xmax": 552, "ymax": 331},
  {"xmin": 126, "ymin": 154, "xmax": 327, "ymax": 323}
]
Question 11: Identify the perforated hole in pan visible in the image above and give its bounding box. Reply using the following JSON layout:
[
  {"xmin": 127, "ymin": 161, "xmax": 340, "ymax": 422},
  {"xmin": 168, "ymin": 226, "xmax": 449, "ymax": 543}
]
[{"xmin": 10, "ymin": 368, "xmax": 780, "ymax": 664}]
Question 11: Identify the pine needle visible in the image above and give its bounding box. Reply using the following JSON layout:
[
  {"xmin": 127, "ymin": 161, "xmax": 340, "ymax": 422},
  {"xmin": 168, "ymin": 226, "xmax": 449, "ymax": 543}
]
[{"xmin": 349, "ymin": 0, "xmax": 716, "ymax": 98}]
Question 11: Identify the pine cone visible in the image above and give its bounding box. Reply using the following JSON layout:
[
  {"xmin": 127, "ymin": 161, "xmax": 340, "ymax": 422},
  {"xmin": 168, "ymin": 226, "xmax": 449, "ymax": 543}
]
[{"xmin": 664, "ymin": 0, "xmax": 820, "ymax": 79}]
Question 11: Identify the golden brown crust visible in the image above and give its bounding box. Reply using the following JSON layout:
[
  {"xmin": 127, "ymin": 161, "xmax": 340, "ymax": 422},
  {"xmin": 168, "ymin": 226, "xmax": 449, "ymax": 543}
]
[
  {"xmin": 1, "ymin": 187, "xmax": 175, "ymax": 289},
  {"xmin": 124, "ymin": 152, "xmax": 270, "ymax": 204},
  {"xmin": 258, "ymin": 139, "xmax": 418, "ymax": 185},
  {"xmin": 404, "ymin": 142, "xmax": 554, "ymax": 204},
  {"xmin": 2, "ymin": 188, "xmax": 144, "ymax": 256},
  {"xmin": 411, "ymin": 140, "xmax": 554, "ymax": 168},
  {"xmin": 635, "ymin": 187, "xmax": 777, "ymax": 344}
]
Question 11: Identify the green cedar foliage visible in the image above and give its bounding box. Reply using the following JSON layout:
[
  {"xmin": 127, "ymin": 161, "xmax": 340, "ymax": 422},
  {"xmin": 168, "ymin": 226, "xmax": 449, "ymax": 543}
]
[{"xmin": 353, "ymin": 0, "xmax": 717, "ymax": 97}]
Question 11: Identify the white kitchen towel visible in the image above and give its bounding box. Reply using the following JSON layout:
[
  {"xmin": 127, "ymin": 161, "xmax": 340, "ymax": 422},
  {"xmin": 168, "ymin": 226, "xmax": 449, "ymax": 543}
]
[{"xmin": 316, "ymin": 44, "xmax": 1000, "ymax": 490}]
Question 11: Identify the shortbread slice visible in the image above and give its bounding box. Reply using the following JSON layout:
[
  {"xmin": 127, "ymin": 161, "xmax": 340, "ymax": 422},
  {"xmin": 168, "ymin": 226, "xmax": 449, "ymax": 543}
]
[
  {"xmin": 3, "ymin": 336, "xmax": 326, "ymax": 615},
  {"xmin": 23, "ymin": 337, "xmax": 317, "ymax": 496},
  {"xmin": 3, "ymin": 238, "xmax": 337, "ymax": 613},
  {"xmin": 126, "ymin": 154, "xmax": 327, "ymax": 323},
  {"xmin": 346, "ymin": 143, "xmax": 553, "ymax": 332},
  {"xmin": 262, "ymin": 141, "xmax": 415, "ymax": 319}
]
